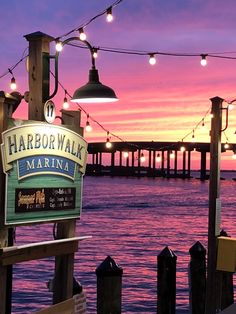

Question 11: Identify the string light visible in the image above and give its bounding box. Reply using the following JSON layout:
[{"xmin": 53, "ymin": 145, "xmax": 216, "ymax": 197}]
[
  {"xmin": 123, "ymin": 151, "xmax": 129, "ymax": 158},
  {"xmin": 106, "ymin": 132, "xmax": 112, "ymax": 148},
  {"xmin": 140, "ymin": 152, "xmax": 146, "ymax": 163},
  {"xmin": 8, "ymin": 68, "xmax": 17, "ymax": 90},
  {"xmin": 224, "ymin": 142, "xmax": 229, "ymax": 149},
  {"xmin": 10, "ymin": 77, "xmax": 17, "ymax": 90},
  {"xmin": 191, "ymin": 130, "xmax": 196, "ymax": 143},
  {"xmin": 92, "ymin": 47, "xmax": 98, "ymax": 59},
  {"xmin": 106, "ymin": 7, "xmax": 114, "ymax": 22},
  {"xmin": 200, "ymin": 54, "xmax": 207, "ymax": 66},
  {"xmin": 180, "ymin": 145, "xmax": 186, "ymax": 152},
  {"xmin": 85, "ymin": 115, "xmax": 92, "ymax": 132},
  {"xmin": 228, "ymin": 104, "xmax": 234, "ymax": 110},
  {"xmin": 55, "ymin": 40, "xmax": 63, "ymax": 52},
  {"xmin": 63, "ymin": 91, "xmax": 69, "ymax": 109},
  {"xmin": 78, "ymin": 28, "xmax": 86, "ymax": 41},
  {"xmin": 232, "ymin": 152, "xmax": 236, "ymax": 160},
  {"xmin": 156, "ymin": 153, "xmax": 161, "ymax": 162},
  {"xmin": 170, "ymin": 150, "xmax": 175, "ymax": 159},
  {"xmin": 149, "ymin": 54, "xmax": 156, "ymax": 65}
]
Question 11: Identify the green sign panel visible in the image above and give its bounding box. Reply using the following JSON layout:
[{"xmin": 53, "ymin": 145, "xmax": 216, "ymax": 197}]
[{"xmin": 1, "ymin": 120, "xmax": 87, "ymax": 225}]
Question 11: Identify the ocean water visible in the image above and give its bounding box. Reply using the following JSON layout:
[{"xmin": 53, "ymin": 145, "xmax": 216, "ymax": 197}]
[{"xmin": 12, "ymin": 173, "xmax": 236, "ymax": 313}]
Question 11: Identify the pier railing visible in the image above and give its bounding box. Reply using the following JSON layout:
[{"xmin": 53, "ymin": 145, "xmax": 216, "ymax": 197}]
[{"xmin": 87, "ymin": 141, "xmax": 236, "ymax": 180}]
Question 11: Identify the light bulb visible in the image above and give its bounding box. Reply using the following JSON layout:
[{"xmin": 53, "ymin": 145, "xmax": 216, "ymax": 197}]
[
  {"xmin": 10, "ymin": 77, "xmax": 17, "ymax": 90},
  {"xmin": 55, "ymin": 41, "xmax": 63, "ymax": 52},
  {"xmin": 180, "ymin": 146, "xmax": 185, "ymax": 152},
  {"xmin": 106, "ymin": 7, "xmax": 113, "ymax": 22},
  {"xmin": 85, "ymin": 120, "xmax": 92, "ymax": 132},
  {"xmin": 149, "ymin": 54, "xmax": 156, "ymax": 65},
  {"xmin": 106, "ymin": 139, "xmax": 112, "ymax": 149},
  {"xmin": 224, "ymin": 143, "xmax": 229, "ymax": 149},
  {"xmin": 63, "ymin": 97, "xmax": 69, "ymax": 109},
  {"xmin": 123, "ymin": 151, "xmax": 129, "ymax": 158},
  {"xmin": 93, "ymin": 48, "xmax": 98, "ymax": 59},
  {"xmin": 232, "ymin": 153, "xmax": 236, "ymax": 160},
  {"xmin": 140, "ymin": 153, "xmax": 146, "ymax": 163},
  {"xmin": 156, "ymin": 153, "xmax": 161, "ymax": 162},
  {"xmin": 200, "ymin": 55, "xmax": 207, "ymax": 66},
  {"xmin": 79, "ymin": 28, "xmax": 86, "ymax": 41}
]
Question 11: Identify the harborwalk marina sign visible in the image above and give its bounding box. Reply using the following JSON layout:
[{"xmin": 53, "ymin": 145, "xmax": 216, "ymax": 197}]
[{"xmin": 1, "ymin": 121, "xmax": 87, "ymax": 225}]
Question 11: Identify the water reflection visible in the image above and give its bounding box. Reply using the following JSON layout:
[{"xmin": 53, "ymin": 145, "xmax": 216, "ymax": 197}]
[{"xmin": 12, "ymin": 175, "xmax": 236, "ymax": 313}]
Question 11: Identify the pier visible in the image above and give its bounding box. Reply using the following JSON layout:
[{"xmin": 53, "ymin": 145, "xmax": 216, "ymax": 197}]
[{"xmin": 87, "ymin": 141, "xmax": 236, "ymax": 180}]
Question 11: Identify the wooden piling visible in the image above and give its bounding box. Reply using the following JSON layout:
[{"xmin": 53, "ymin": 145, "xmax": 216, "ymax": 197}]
[
  {"xmin": 157, "ymin": 246, "xmax": 177, "ymax": 314},
  {"xmin": 219, "ymin": 230, "xmax": 234, "ymax": 311},
  {"xmin": 96, "ymin": 256, "xmax": 123, "ymax": 314},
  {"xmin": 189, "ymin": 241, "xmax": 206, "ymax": 314}
]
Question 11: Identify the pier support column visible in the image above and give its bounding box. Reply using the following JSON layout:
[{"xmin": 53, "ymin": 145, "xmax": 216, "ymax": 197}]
[
  {"xmin": 131, "ymin": 151, "xmax": 135, "ymax": 168},
  {"xmin": 167, "ymin": 151, "xmax": 170, "ymax": 177},
  {"xmin": 152, "ymin": 150, "xmax": 156, "ymax": 170},
  {"xmin": 200, "ymin": 151, "xmax": 207, "ymax": 180},
  {"xmin": 99, "ymin": 152, "xmax": 102, "ymax": 165},
  {"xmin": 96, "ymin": 153, "xmax": 99, "ymax": 165},
  {"xmin": 182, "ymin": 151, "xmax": 186, "ymax": 176},
  {"xmin": 137, "ymin": 150, "xmax": 141, "ymax": 176},
  {"xmin": 188, "ymin": 150, "xmax": 191, "ymax": 178},
  {"xmin": 148, "ymin": 150, "xmax": 152, "ymax": 169},
  {"xmin": 126, "ymin": 154, "xmax": 129, "ymax": 167},
  {"xmin": 119, "ymin": 151, "xmax": 122, "ymax": 167},
  {"xmin": 174, "ymin": 150, "xmax": 178, "ymax": 176},
  {"xmin": 161, "ymin": 151, "xmax": 165, "ymax": 174}
]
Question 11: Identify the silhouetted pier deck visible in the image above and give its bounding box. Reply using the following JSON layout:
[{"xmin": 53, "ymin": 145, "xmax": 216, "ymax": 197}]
[{"xmin": 86, "ymin": 141, "xmax": 236, "ymax": 180}]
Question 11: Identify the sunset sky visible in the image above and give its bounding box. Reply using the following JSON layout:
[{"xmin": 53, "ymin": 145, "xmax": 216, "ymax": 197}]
[{"xmin": 1, "ymin": 0, "xmax": 236, "ymax": 168}]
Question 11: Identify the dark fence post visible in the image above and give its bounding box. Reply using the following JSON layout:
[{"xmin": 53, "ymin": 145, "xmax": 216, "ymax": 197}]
[
  {"xmin": 219, "ymin": 230, "xmax": 234, "ymax": 311},
  {"xmin": 96, "ymin": 256, "xmax": 123, "ymax": 314},
  {"xmin": 157, "ymin": 246, "xmax": 177, "ymax": 314},
  {"xmin": 189, "ymin": 241, "xmax": 206, "ymax": 314}
]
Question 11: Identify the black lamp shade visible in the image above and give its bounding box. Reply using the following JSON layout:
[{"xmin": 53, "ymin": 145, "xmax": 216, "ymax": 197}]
[{"xmin": 71, "ymin": 68, "xmax": 118, "ymax": 103}]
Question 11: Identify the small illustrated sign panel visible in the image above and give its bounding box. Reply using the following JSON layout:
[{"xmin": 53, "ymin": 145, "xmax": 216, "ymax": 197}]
[
  {"xmin": 1, "ymin": 120, "xmax": 87, "ymax": 225},
  {"xmin": 15, "ymin": 187, "xmax": 76, "ymax": 212}
]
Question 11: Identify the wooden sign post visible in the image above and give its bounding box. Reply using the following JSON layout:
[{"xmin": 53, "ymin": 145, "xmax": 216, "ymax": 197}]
[{"xmin": 0, "ymin": 31, "xmax": 87, "ymax": 314}]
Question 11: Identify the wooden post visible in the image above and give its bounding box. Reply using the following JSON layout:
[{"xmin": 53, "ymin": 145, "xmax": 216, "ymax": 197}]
[
  {"xmin": 0, "ymin": 92, "xmax": 22, "ymax": 313},
  {"xmin": 205, "ymin": 96, "xmax": 223, "ymax": 314},
  {"xmin": 0, "ymin": 95, "xmax": 8, "ymax": 314},
  {"xmin": 189, "ymin": 241, "xmax": 206, "ymax": 314},
  {"xmin": 52, "ymin": 110, "xmax": 83, "ymax": 304},
  {"xmin": 157, "ymin": 246, "xmax": 177, "ymax": 314},
  {"xmin": 24, "ymin": 31, "xmax": 54, "ymax": 121},
  {"xmin": 219, "ymin": 230, "xmax": 234, "ymax": 311},
  {"xmin": 96, "ymin": 256, "xmax": 123, "ymax": 314}
]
